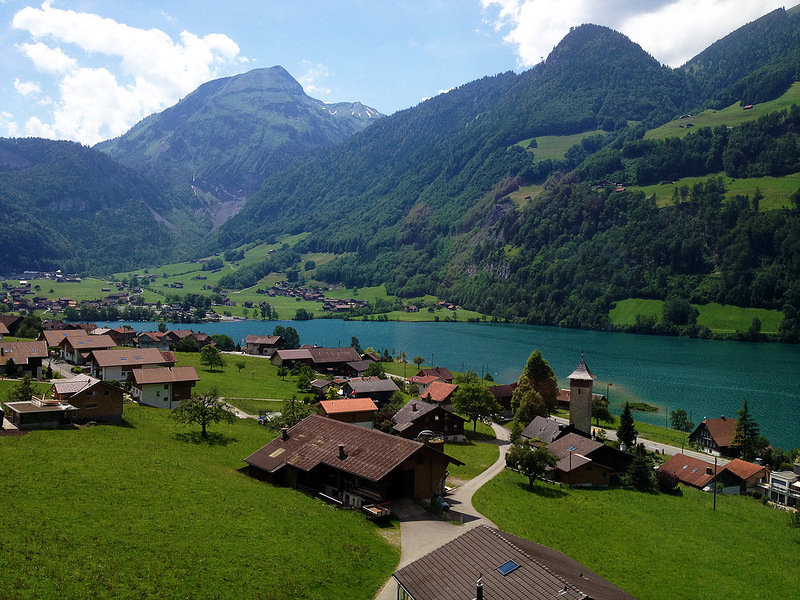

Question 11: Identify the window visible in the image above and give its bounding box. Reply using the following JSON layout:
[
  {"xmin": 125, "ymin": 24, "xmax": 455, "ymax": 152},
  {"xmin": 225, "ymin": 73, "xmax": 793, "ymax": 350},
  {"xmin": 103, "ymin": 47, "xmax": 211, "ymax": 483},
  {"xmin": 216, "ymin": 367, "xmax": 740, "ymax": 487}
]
[
  {"xmin": 104, "ymin": 390, "xmax": 109, "ymax": 396},
  {"xmin": 164, "ymin": 385, "xmax": 169, "ymax": 390},
  {"xmin": 85, "ymin": 403, "xmax": 98, "ymax": 409},
  {"xmin": 497, "ymin": 560, "xmax": 520, "ymax": 576},
  {"xmin": 86, "ymin": 391, "xmax": 95, "ymax": 396}
]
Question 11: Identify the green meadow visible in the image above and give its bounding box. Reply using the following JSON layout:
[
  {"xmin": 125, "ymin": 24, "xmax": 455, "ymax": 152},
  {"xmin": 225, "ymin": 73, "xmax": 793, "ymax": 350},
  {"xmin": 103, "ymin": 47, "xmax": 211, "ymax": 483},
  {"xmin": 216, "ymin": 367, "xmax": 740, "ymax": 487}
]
[
  {"xmin": 514, "ymin": 130, "xmax": 604, "ymax": 161},
  {"xmin": 474, "ymin": 470, "xmax": 798, "ymax": 600},
  {"xmin": 0, "ymin": 404, "xmax": 398, "ymax": 600}
]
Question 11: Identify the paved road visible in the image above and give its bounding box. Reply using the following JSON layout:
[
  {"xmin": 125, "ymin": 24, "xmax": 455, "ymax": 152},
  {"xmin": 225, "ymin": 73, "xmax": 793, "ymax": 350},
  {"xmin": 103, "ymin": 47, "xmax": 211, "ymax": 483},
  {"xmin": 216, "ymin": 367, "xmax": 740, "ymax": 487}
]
[{"xmin": 374, "ymin": 422, "xmax": 511, "ymax": 600}]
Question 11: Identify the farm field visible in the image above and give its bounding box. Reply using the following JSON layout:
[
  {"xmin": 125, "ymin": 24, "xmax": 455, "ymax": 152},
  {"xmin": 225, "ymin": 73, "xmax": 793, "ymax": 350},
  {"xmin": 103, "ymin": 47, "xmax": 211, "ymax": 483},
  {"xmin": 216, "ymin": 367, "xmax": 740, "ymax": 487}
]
[
  {"xmin": 474, "ymin": 469, "xmax": 798, "ymax": 600},
  {"xmin": 609, "ymin": 298, "xmax": 783, "ymax": 334},
  {"xmin": 0, "ymin": 404, "xmax": 398, "ymax": 599},
  {"xmin": 645, "ymin": 81, "xmax": 800, "ymax": 140},
  {"xmin": 513, "ymin": 130, "xmax": 604, "ymax": 161},
  {"xmin": 630, "ymin": 172, "xmax": 800, "ymax": 210}
]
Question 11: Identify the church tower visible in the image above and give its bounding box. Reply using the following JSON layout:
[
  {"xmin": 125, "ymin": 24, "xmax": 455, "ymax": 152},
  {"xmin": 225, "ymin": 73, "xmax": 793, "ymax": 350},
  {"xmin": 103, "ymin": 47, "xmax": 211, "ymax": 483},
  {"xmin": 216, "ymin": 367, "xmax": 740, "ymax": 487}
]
[{"xmin": 568, "ymin": 357, "xmax": 595, "ymax": 435}]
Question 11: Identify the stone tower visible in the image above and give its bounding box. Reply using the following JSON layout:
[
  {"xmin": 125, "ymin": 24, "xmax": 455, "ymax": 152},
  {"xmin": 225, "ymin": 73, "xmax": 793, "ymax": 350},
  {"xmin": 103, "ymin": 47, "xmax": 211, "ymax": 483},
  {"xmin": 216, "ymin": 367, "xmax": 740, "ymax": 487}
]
[{"xmin": 568, "ymin": 357, "xmax": 595, "ymax": 435}]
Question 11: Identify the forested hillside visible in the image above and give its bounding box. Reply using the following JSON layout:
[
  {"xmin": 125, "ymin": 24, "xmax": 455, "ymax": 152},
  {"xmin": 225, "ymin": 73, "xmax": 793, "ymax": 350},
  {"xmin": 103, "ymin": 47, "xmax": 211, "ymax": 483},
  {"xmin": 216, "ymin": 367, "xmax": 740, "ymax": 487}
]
[{"xmin": 0, "ymin": 138, "xmax": 184, "ymax": 273}]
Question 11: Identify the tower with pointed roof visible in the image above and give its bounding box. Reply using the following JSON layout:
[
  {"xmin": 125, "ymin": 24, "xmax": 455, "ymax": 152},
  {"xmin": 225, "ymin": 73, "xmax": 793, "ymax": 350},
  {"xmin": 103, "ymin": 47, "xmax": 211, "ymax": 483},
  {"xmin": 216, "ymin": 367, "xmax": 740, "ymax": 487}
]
[{"xmin": 568, "ymin": 357, "xmax": 595, "ymax": 435}]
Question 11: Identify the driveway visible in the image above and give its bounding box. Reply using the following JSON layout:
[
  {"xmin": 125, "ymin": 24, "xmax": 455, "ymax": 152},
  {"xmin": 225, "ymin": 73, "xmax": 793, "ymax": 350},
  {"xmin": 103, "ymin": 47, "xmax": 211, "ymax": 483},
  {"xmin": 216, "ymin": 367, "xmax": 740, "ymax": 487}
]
[{"xmin": 374, "ymin": 422, "xmax": 511, "ymax": 600}]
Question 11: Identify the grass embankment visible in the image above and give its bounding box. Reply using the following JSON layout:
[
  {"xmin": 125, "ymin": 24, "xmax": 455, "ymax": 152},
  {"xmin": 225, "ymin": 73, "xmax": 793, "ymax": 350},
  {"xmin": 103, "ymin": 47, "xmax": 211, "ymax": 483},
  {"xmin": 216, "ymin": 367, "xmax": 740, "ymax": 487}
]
[
  {"xmin": 0, "ymin": 404, "xmax": 398, "ymax": 599},
  {"xmin": 474, "ymin": 470, "xmax": 797, "ymax": 600},
  {"xmin": 609, "ymin": 298, "xmax": 783, "ymax": 334},
  {"xmin": 445, "ymin": 422, "xmax": 498, "ymax": 483}
]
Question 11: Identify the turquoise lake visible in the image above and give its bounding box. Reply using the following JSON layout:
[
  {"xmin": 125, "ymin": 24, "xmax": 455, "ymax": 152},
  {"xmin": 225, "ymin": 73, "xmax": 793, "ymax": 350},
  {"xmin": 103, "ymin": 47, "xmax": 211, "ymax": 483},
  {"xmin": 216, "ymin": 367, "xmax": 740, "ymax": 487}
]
[{"xmin": 98, "ymin": 319, "xmax": 800, "ymax": 449}]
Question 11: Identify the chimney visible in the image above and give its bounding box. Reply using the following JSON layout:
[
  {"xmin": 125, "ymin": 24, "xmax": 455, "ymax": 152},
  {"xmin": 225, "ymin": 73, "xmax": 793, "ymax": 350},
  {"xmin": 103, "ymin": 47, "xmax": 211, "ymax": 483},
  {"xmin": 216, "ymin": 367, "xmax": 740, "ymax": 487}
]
[
  {"xmin": 706, "ymin": 467, "xmax": 713, "ymax": 475},
  {"xmin": 474, "ymin": 576, "xmax": 483, "ymax": 600},
  {"xmin": 338, "ymin": 443, "xmax": 346, "ymax": 459},
  {"xmin": 280, "ymin": 427, "xmax": 289, "ymax": 441},
  {"xmin": 412, "ymin": 402, "xmax": 417, "ymax": 412}
]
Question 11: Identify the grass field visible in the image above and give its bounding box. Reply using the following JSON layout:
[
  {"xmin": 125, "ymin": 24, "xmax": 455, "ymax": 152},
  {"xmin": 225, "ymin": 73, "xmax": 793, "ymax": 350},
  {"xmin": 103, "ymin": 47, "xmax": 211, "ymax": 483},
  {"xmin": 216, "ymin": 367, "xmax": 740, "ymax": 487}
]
[
  {"xmin": 609, "ymin": 298, "xmax": 783, "ymax": 334},
  {"xmin": 645, "ymin": 81, "xmax": 800, "ymax": 140},
  {"xmin": 174, "ymin": 351, "xmax": 303, "ymax": 400},
  {"xmin": 445, "ymin": 424, "xmax": 499, "ymax": 483},
  {"xmin": 630, "ymin": 172, "xmax": 800, "ymax": 210},
  {"xmin": 514, "ymin": 130, "xmax": 604, "ymax": 161},
  {"xmin": 0, "ymin": 378, "xmax": 54, "ymax": 403},
  {"xmin": 0, "ymin": 404, "xmax": 398, "ymax": 599},
  {"xmin": 474, "ymin": 470, "xmax": 799, "ymax": 600}
]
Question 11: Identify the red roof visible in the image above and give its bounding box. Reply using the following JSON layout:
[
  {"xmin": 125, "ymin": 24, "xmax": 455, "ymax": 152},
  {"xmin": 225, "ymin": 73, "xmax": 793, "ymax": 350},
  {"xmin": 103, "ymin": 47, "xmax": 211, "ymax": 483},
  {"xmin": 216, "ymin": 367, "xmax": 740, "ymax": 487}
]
[
  {"xmin": 319, "ymin": 397, "xmax": 378, "ymax": 415},
  {"xmin": 0, "ymin": 340, "xmax": 47, "ymax": 366},
  {"xmin": 90, "ymin": 348, "xmax": 174, "ymax": 368},
  {"xmin": 658, "ymin": 454, "xmax": 716, "ymax": 488},
  {"xmin": 698, "ymin": 417, "xmax": 738, "ymax": 448},
  {"xmin": 722, "ymin": 458, "xmax": 766, "ymax": 481},
  {"xmin": 421, "ymin": 381, "xmax": 458, "ymax": 403},
  {"xmin": 130, "ymin": 366, "xmax": 199, "ymax": 385}
]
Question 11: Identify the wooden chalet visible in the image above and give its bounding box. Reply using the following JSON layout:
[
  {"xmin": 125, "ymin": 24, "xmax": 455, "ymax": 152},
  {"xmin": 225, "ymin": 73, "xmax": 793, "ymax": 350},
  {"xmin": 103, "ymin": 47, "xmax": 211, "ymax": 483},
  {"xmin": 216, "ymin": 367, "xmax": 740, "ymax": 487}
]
[
  {"xmin": 245, "ymin": 334, "xmax": 283, "ymax": 357},
  {"xmin": 0, "ymin": 315, "xmax": 23, "ymax": 336},
  {"xmin": 342, "ymin": 377, "xmax": 400, "ymax": 407},
  {"xmin": 546, "ymin": 433, "xmax": 633, "ymax": 487},
  {"xmin": 318, "ymin": 397, "xmax": 378, "ymax": 428},
  {"xmin": 716, "ymin": 458, "xmax": 767, "ymax": 494},
  {"xmin": 51, "ymin": 374, "xmax": 123, "ymax": 424},
  {"xmin": 244, "ymin": 415, "xmax": 462, "ymax": 508},
  {"xmin": 416, "ymin": 367, "xmax": 454, "ymax": 384},
  {"xmin": 391, "ymin": 399, "xmax": 466, "ymax": 442},
  {"xmin": 58, "ymin": 334, "xmax": 116, "ymax": 365},
  {"xmin": 689, "ymin": 417, "xmax": 739, "ymax": 457},
  {"xmin": 393, "ymin": 525, "xmax": 635, "ymax": 600},
  {"xmin": 657, "ymin": 454, "xmax": 717, "ymax": 490},
  {"xmin": 0, "ymin": 321, "xmax": 8, "ymax": 340},
  {"xmin": 136, "ymin": 331, "xmax": 169, "ymax": 350},
  {"xmin": 106, "ymin": 326, "xmax": 137, "ymax": 347},
  {"xmin": 89, "ymin": 348, "xmax": 176, "ymax": 382},
  {"xmin": 0, "ymin": 341, "xmax": 48, "ymax": 379},
  {"xmin": 420, "ymin": 381, "xmax": 458, "ymax": 405},
  {"xmin": 489, "ymin": 382, "xmax": 516, "ymax": 415},
  {"xmin": 128, "ymin": 366, "xmax": 199, "ymax": 408}
]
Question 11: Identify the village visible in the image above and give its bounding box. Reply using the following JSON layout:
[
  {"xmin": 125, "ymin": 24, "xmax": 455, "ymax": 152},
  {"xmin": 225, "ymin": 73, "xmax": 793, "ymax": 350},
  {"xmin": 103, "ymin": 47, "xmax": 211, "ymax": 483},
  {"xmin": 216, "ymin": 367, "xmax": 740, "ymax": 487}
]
[{"xmin": 0, "ymin": 311, "xmax": 797, "ymax": 600}]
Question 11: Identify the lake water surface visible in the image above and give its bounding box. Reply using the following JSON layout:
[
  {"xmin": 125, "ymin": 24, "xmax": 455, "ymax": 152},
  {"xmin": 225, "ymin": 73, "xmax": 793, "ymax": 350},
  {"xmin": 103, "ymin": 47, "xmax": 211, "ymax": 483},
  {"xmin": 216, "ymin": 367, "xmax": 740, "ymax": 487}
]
[{"xmin": 98, "ymin": 319, "xmax": 800, "ymax": 449}]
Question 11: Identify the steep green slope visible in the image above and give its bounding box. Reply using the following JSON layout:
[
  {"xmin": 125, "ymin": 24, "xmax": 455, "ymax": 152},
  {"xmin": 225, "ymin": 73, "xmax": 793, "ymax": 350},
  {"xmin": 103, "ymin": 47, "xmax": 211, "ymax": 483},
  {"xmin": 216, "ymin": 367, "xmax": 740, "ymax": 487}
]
[
  {"xmin": 97, "ymin": 67, "xmax": 382, "ymax": 226},
  {"xmin": 0, "ymin": 138, "xmax": 184, "ymax": 273}
]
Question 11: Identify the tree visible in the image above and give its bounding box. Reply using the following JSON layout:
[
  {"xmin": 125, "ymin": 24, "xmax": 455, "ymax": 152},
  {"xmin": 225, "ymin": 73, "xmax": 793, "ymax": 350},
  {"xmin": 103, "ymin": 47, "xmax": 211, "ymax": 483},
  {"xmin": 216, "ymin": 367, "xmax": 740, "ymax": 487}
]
[
  {"xmin": 157, "ymin": 320, "xmax": 167, "ymax": 333},
  {"xmin": 363, "ymin": 362, "xmax": 387, "ymax": 379},
  {"xmin": 454, "ymin": 370, "xmax": 480, "ymax": 384},
  {"xmin": 271, "ymin": 395, "xmax": 314, "ymax": 430},
  {"xmin": 511, "ymin": 350, "xmax": 558, "ymax": 417},
  {"xmin": 452, "ymin": 382, "xmax": 501, "ymax": 432},
  {"xmin": 733, "ymin": 399, "xmax": 761, "ymax": 461},
  {"xmin": 350, "ymin": 336, "xmax": 363, "ymax": 354},
  {"xmin": 234, "ymin": 360, "xmax": 246, "ymax": 373},
  {"xmin": 592, "ymin": 395, "xmax": 613, "ymax": 425},
  {"xmin": 297, "ymin": 369, "xmax": 313, "ymax": 392},
  {"xmin": 15, "ymin": 315, "xmax": 42, "ymax": 339},
  {"xmin": 617, "ymin": 402, "xmax": 638, "ymax": 450},
  {"xmin": 670, "ymin": 408, "xmax": 695, "ymax": 432},
  {"xmin": 325, "ymin": 385, "xmax": 339, "ymax": 400},
  {"xmin": 200, "ymin": 345, "xmax": 226, "ymax": 372},
  {"xmin": 506, "ymin": 443, "xmax": 557, "ymax": 489},
  {"xmin": 176, "ymin": 336, "xmax": 200, "ymax": 352},
  {"xmin": 211, "ymin": 333, "xmax": 235, "ymax": 351},
  {"xmin": 625, "ymin": 452, "xmax": 655, "ymax": 492},
  {"xmin": 273, "ymin": 325, "xmax": 300, "ymax": 349},
  {"xmin": 4, "ymin": 358, "xmax": 17, "ymax": 378},
  {"xmin": 513, "ymin": 388, "xmax": 546, "ymax": 424},
  {"xmin": 171, "ymin": 389, "xmax": 236, "ymax": 438},
  {"xmin": 277, "ymin": 366, "xmax": 288, "ymax": 380},
  {"xmin": 413, "ymin": 356, "xmax": 425, "ymax": 368},
  {"xmin": 294, "ymin": 308, "xmax": 313, "ymax": 321},
  {"xmin": 44, "ymin": 364, "xmax": 54, "ymax": 380},
  {"xmin": 6, "ymin": 375, "xmax": 35, "ymax": 403}
]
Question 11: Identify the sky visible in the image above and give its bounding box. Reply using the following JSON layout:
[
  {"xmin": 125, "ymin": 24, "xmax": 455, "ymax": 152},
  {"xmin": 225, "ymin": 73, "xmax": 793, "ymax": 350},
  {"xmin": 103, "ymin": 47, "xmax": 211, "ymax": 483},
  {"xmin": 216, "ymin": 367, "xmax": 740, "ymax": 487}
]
[{"xmin": 0, "ymin": 0, "xmax": 789, "ymax": 145}]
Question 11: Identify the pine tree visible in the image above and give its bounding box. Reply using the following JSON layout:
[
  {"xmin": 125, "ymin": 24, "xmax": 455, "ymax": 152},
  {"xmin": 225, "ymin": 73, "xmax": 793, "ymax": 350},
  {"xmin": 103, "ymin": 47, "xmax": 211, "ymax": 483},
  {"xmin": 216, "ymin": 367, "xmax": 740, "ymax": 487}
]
[
  {"xmin": 733, "ymin": 399, "xmax": 761, "ymax": 461},
  {"xmin": 617, "ymin": 402, "xmax": 637, "ymax": 450}
]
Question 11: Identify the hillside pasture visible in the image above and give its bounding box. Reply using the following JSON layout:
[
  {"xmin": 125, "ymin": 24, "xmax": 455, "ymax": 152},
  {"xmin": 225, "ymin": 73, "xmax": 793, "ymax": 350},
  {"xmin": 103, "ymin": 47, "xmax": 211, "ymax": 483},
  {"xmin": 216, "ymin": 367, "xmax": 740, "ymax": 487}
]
[{"xmin": 513, "ymin": 130, "xmax": 604, "ymax": 161}]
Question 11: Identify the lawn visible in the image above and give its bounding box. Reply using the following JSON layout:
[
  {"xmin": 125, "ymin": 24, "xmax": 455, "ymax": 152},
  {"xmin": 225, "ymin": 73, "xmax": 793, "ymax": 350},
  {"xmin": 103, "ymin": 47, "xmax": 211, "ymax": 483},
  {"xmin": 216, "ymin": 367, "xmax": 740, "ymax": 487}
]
[
  {"xmin": 445, "ymin": 425, "xmax": 499, "ymax": 483},
  {"xmin": 174, "ymin": 352, "xmax": 304, "ymax": 400},
  {"xmin": 474, "ymin": 470, "xmax": 799, "ymax": 600},
  {"xmin": 0, "ymin": 404, "xmax": 398, "ymax": 599},
  {"xmin": 609, "ymin": 298, "xmax": 783, "ymax": 334},
  {"xmin": 0, "ymin": 378, "xmax": 54, "ymax": 404}
]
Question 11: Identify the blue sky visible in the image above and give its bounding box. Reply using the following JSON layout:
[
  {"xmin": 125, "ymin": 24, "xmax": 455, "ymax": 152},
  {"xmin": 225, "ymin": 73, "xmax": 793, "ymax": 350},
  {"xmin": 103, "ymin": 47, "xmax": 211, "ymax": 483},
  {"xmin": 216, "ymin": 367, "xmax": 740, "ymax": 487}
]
[{"xmin": 0, "ymin": 0, "xmax": 788, "ymax": 145}]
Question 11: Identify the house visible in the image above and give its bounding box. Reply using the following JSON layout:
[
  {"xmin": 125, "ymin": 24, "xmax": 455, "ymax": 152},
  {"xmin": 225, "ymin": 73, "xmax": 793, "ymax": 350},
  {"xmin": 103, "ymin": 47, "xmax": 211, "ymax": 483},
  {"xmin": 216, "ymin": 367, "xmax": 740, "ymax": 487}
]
[
  {"xmin": 0, "ymin": 321, "xmax": 8, "ymax": 340},
  {"xmin": 59, "ymin": 334, "xmax": 116, "ymax": 365},
  {"xmin": 244, "ymin": 415, "xmax": 462, "ymax": 508},
  {"xmin": 393, "ymin": 525, "xmax": 635, "ymax": 600},
  {"xmin": 106, "ymin": 326, "xmax": 137, "ymax": 347},
  {"xmin": 4, "ymin": 396, "xmax": 77, "ymax": 429},
  {"xmin": 759, "ymin": 463, "xmax": 799, "ymax": 509},
  {"xmin": 342, "ymin": 377, "xmax": 400, "ymax": 407},
  {"xmin": 318, "ymin": 397, "xmax": 378, "ymax": 428},
  {"xmin": 489, "ymin": 383, "xmax": 516, "ymax": 415},
  {"xmin": 308, "ymin": 346, "xmax": 363, "ymax": 375},
  {"xmin": 546, "ymin": 433, "xmax": 633, "ymax": 487},
  {"xmin": 271, "ymin": 348, "xmax": 314, "ymax": 368},
  {"xmin": 521, "ymin": 416, "xmax": 575, "ymax": 445},
  {"xmin": 136, "ymin": 331, "xmax": 169, "ymax": 350},
  {"xmin": 0, "ymin": 341, "xmax": 48, "ymax": 379},
  {"xmin": 0, "ymin": 314, "xmax": 23, "ymax": 336},
  {"xmin": 716, "ymin": 458, "xmax": 767, "ymax": 494},
  {"xmin": 416, "ymin": 367, "xmax": 454, "ymax": 383},
  {"xmin": 407, "ymin": 374, "xmax": 441, "ymax": 395},
  {"xmin": 657, "ymin": 454, "xmax": 717, "ymax": 490},
  {"xmin": 89, "ymin": 348, "xmax": 176, "ymax": 382},
  {"xmin": 310, "ymin": 378, "xmax": 335, "ymax": 397},
  {"xmin": 51, "ymin": 374, "xmax": 123, "ymax": 424},
  {"xmin": 391, "ymin": 399, "xmax": 466, "ymax": 442},
  {"xmin": 40, "ymin": 328, "xmax": 93, "ymax": 348},
  {"xmin": 341, "ymin": 359, "xmax": 374, "ymax": 378},
  {"xmin": 245, "ymin": 334, "xmax": 283, "ymax": 356},
  {"xmin": 420, "ymin": 381, "xmax": 458, "ymax": 405},
  {"xmin": 689, "ymin": 416, "xmax": 739, "ymax": 457},
  {"xmin": 128, "ymin": 366, "xmax": 199, "ymax": 408}
]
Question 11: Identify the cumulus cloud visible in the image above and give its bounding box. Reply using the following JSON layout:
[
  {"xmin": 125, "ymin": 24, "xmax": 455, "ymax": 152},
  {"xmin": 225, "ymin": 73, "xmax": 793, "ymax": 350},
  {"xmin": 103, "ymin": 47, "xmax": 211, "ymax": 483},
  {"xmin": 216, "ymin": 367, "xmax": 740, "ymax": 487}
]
[
  {"xmin": 14, "ymin": 78, "xmax": 42, "ymax": 96},
  {"xmin": 298, "ymin": 61, "xmax": 332, "ymax": 97},
  {"xmin": 482, "ymin": 0, "xmax": 787, "ymax": 68},
  {"xmin": 11, "ymin": 1, "xmax": 246, "ymax": 144},
  {"xmin": 0, "ymin": 112, "xmax": 20, "ymax": 138}
]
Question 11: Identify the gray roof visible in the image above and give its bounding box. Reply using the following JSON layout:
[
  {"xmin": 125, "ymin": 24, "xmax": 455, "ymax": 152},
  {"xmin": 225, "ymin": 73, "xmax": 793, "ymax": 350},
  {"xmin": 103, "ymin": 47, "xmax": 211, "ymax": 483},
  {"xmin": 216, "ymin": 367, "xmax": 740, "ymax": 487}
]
[
  {"xmin": 568, "ymin": 358, "xmax": 595, "ymax": 381},
  {"xmin": 345, "ymin": 378, "xmax": 399, "ymax": 394},
  {"xmin": 52, "ymin": 374, "xmax": 100, "ymax": 395},
  {"xmin": 521, "ymin": 416, "xmax": 565, "ymax": 443}
]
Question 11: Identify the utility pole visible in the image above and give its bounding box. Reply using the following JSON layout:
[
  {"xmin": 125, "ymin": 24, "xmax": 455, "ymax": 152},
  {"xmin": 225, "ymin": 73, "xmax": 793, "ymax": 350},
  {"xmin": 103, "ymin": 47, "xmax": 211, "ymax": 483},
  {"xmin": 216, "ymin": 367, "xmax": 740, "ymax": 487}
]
[{"xmin": 713, "ymin": 456, "xmax": 718, "ymax": 511}]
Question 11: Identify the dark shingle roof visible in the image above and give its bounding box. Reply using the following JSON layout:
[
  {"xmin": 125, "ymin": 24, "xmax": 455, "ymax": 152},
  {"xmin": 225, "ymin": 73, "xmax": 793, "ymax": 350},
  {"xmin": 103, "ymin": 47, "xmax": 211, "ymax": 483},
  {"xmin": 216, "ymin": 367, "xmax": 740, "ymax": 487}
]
[
  {"xmin": 346, "ymin": 378, "xmax": 399, "ymax": 394},
  {"xmin": 568, "ymin": 358, "xmax": 595, "ymax": 381},
  {"xmin": 309, "ymin": 346, "xmax": 361, "ymax": 364},
  {"xmin": 246, "ymin": 334, "xmax": 281, "ymax": 345},
  {"xmin": 522, "ymin": 416, "xmax": 564, "ymax": 443},
  {"xmin": 696, "ymin": 417, "xmax": 738, "ymax": 448}
]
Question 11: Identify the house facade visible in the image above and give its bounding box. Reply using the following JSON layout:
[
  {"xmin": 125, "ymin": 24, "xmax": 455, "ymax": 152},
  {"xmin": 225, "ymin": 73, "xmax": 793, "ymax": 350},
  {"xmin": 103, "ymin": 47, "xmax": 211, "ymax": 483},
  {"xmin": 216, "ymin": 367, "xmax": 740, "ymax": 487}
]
[
  {"xmin": 51, "ymin": 374, "xmax": 123, "ymax": 424},
  {"xmin": 59, "ymin": 334, "xmax": 116, "ymax": 365},
  {"xmin": 129, "ymin": 366, "xmax": 199, "ymax": 408},
  {"xmin": 245, "ymin": 334, "xmax": 283, "ymax": 356},
  {"xmin": 89, "ymin": 348, "xmax": 176, "ymax": 382},
  {"xmin": 392, "ymin": 399, "xmax": 465, "ymax": 442},
  {"xmin": 689, "ymin": 417, "xmax": 739, "ymax": 457},
  {"xmin": 0, "ymin": 341, "xmax": 48, "ymax": 379},
  {"xmin": 760, "ymin": 464, "xmax": 800, "ymax": 509}
]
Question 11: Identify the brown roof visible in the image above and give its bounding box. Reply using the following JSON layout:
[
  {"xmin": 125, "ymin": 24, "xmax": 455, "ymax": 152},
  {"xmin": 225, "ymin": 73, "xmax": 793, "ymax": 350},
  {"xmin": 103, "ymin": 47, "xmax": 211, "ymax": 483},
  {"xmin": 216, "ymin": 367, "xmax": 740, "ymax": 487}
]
[
  {"xmin": 409, "ymin": 375, "xmax": 441, "ymax": 385},
  {"xmin": 722, "ymin": 458, "xmax": 766, "ymax": 481},
  {"xmin": 657, "ymin": 454, "xmax": 716, "ymax": 489},
  {"xmin": 137, "ymin": 331, "xmax": 165, "ymax": 341},
  {"xmin": 489, "ymin": 383, "xmax": 517, "ymax": 397},
  {"xmin": 275, "ymin": 348, "xmax": 313, "ymax": 361},
  {"xmin": 60, "ymin": 334, "xmax": 116, "ymax": 351},
  {"xmin": 568, "ymin": 358, "xmax": 595, "ymax": 381},
  {"xmin": 90, "ymin": 348, "xmax": 174, "ymax": 368},
  {"xmin": 546, "ymin": 433, "xmax": 604, "ymax": 461},
  {"xmin": 346, "ymin": 377, "xmax": 400, "ymax": 395},
  {"xmin": 421, "ymin": 381, "xmax": 458, "ymax": 403},
  {"xmin": 308, "ymin": 346, "xmax": 362, "ymax": 364},
  {"xmin": 394, "ymin": 525, "xmax": 632, "ymax": 600},
  {"xmin": 41, "ymin": 329, "xmax": 93, "ymax": 346},
  {"xmin": 417, "ymin": 367, "xmax": 454, "ymax": 381},
  {"xmin": 0, "ymin": 322, "xmax": 8, "ymax": 335},
  {"xmin": 0, "ymin": 341, "xmax": 48, "ymax": 366},
  {"xmin": 246, "ymin": 334, "xmax": 282, "ymax": 345},
  {"xmin": 244, "ymin": 414, "xmax": 461, "ymax": 482},
  {"xmin": 319, "ymin": 397, "xmax": 378, "ymax": 415},
  {"xmin": 392, "ymin": 399, "xmax": 466, "ymax": 429},
  {"xmin": 130, "ymin": 366, "xmax": 199, "ymax": 385},
  {"xmin": 696, "ymin": 417, "xmax": 738, "ymax": 448}
]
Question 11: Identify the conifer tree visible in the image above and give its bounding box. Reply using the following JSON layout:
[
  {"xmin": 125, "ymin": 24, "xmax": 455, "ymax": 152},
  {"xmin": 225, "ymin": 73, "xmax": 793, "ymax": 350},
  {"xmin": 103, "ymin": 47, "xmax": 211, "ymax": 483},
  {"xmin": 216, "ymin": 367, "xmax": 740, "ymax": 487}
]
[
  {"xmin": 617, "ymin": 402, "xmax": 637, "ymax": 450},
  {"xmin": 733, "ymin": 399, "xmax": 761, "ymax": 461}
]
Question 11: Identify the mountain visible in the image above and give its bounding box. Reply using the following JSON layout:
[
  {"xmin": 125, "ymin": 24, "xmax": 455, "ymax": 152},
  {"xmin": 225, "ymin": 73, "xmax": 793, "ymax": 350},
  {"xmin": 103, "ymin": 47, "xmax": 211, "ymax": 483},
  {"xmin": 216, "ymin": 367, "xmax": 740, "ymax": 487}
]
[
  {"xmin": 96, "ymin": 66, "xmax": 382, "ymax": 227},
  {"xmin": 0, "ymin": 138, "xmax": 184, "ymax": 273}
]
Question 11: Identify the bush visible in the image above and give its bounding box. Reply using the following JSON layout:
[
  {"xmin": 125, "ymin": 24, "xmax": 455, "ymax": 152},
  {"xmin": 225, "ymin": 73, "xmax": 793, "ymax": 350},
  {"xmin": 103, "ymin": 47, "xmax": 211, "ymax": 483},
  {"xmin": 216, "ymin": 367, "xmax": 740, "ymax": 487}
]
[
  {"xmin": 655, "ymin": 469, "xmax": 680, "ymax": 494},
  {"xmin": 71, "ymin": 366, "xmax": 83, "ymax": 374},
  {"xmin": 752, "ymin": 490, "xmax": 762, "ymax": 500}
]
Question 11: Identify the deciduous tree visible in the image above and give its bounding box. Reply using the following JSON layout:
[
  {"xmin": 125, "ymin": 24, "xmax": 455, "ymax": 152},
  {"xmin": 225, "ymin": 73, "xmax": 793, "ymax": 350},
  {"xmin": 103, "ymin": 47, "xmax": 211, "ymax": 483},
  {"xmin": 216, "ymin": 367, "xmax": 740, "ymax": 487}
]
[
  {"xmin": 452, "ymin": 382, "xmax": 501, "ymax": 432},
  {"xmin": 200, "ymin": 345, "xmax": 225, "ymax": 372},
  {"xmin": 506, "ymin": 443, "xmax": 557, "ymax": 489},
  {"xmin": 670, "ymin": 408, "xmax": 695, "ymax": 432},
  {"xmin": 171, "ymin": 389, "xmax": 236, "ymax": 438}
]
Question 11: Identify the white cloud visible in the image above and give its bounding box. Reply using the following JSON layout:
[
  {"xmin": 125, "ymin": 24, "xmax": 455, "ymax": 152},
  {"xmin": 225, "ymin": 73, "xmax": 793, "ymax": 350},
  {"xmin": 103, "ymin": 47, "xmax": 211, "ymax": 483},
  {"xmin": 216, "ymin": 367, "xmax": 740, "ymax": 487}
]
[
  {"xmin": 0, "ymin": 112, "xmax": 20, "ymax": 138},
  {"xmin": 14, "ymin": 78, "xmax": 42, "ymax": 96},
  {"xmin": 482, "ymin": 0, "xmax": 787, "ymax": 68},
  {"xmin": 11, "ymin": 1, "xmax": 246, "ymax": 144},
  {"xmin": 298, "ymin": 61, "xmax": 332, "ymax": 97}
]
